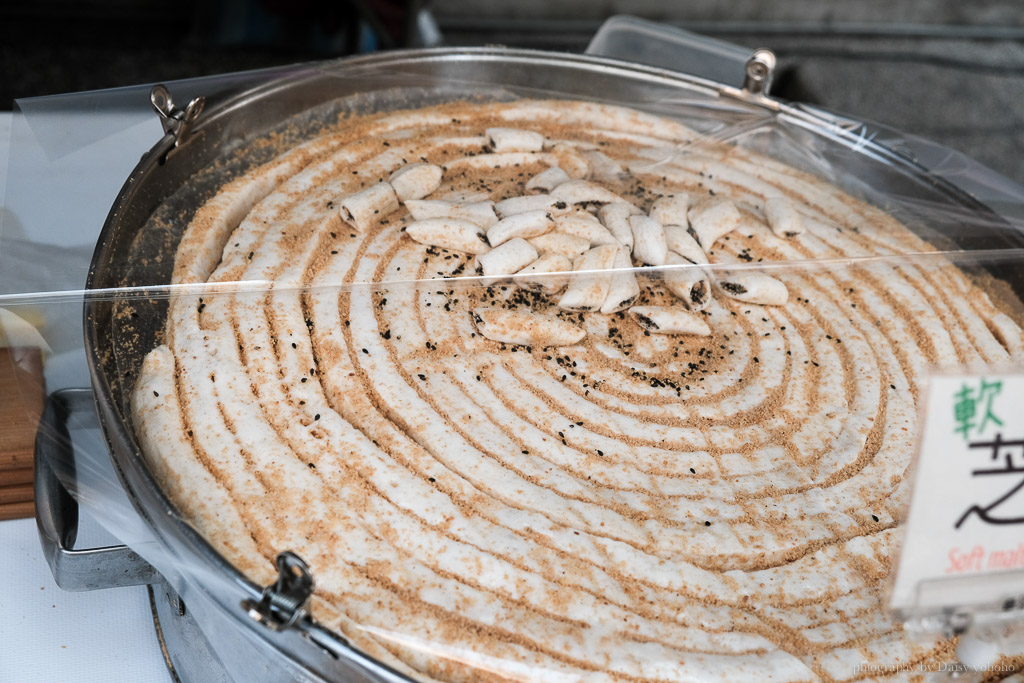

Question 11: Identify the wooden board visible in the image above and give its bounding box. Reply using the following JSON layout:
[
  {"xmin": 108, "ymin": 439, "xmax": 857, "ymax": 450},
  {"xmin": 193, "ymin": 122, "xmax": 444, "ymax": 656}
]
[
  {"xmin": 0, "ymin": 500, "xmax": 35, "ymax": 522},
  {"xmin": 0, "ymin": 466, "xmax": 33, "ymax": 487},
  {"xmin": 0, "ymin": 484, "xmax": 32, "ymax": 506},
  {"xmin": 0, "ymin": 347, "xmax": 45, "ymax": 518}
]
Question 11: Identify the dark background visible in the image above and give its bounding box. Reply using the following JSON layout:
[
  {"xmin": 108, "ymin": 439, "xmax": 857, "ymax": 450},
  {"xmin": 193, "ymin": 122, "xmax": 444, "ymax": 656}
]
[{"xmin": 4, "ymin": 0, "xmax": 1024, "ymax": 183}]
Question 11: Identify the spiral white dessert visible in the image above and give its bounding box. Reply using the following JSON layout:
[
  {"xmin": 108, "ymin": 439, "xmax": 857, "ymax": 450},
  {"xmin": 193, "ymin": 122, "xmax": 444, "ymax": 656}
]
[{"xmin": 131, "ymin": 99, "xmax": 1024, "ymax": 682}]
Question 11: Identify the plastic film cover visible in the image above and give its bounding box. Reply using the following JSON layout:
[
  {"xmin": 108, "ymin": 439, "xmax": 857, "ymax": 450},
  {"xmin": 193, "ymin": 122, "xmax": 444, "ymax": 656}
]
[{"xmin": 5, "ymin": 49, "xmax": 1024, "ymax": 681}]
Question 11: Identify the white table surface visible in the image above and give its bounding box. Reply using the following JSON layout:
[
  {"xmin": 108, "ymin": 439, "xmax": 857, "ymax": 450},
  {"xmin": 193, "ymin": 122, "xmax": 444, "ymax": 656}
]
[
  {"xmin": 0, "ymin": 517, "xmax": 173, "ymax": 683},
  {"xmin": 0, "ymin": 108, "xmax": 174, "ymax": 683}
]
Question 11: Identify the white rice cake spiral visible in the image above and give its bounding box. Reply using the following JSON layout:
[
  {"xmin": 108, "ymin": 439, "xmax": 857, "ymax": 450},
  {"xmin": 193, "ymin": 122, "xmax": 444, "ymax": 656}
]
[{"xmin": 132, "ymin": 98, "xmax": 1024, "ymax": 682}]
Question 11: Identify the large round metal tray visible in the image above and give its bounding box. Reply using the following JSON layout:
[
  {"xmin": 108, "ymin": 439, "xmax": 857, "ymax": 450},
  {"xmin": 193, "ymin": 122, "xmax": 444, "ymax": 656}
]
[{"xmin": 82, "ymin": 47, "xmax": 1024, "ymax": 682}]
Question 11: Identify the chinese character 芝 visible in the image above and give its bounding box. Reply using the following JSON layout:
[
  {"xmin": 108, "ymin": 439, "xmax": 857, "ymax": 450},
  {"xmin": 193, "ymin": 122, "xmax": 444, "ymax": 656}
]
[
  {"xmin": 953, "ymin": 379, "xmax": 1004, "ymax": 440},
  {"xmin": 954, "ymin": 434, "xmax": 1024, "ymax": 529}
]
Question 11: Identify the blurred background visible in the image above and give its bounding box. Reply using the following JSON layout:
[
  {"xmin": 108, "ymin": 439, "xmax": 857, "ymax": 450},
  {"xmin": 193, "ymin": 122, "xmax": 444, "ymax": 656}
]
[{"xmin": 3, "ymin": 0, "xmax": 1024, "ymax": 182}]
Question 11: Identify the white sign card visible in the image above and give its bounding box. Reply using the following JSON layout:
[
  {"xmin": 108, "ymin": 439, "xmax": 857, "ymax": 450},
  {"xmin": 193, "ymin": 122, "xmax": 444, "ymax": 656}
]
[{"xmin": 890, "ymin": 371, "xmax": 1024, "ymax": 615}]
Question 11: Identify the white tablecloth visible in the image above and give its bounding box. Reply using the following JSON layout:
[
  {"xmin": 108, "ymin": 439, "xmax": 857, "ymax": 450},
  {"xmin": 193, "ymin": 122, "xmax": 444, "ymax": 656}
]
[{"xmin": 0, "ymin": 516, "xmax": 172, "ymax": 683}]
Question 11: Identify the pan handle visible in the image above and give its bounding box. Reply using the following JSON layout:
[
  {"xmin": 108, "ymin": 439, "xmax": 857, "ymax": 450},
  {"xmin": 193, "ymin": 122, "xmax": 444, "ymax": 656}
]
[{"xmin": 34, "ymin": 388, "xmax": 160, "ymax": 591}]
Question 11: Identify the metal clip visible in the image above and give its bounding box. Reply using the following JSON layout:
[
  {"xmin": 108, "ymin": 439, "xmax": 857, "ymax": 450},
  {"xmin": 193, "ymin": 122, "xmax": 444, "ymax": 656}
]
[
  {"xmin": 741, "ymin": 49, "xmax": 776, "ymax": 97},
  {"xmin": 150, "ymin": 84, "xmax": 205, "ymax": 151},
  {"xmin": 242, "ymin": 551, "xmax": 316, "ymax": 631}
]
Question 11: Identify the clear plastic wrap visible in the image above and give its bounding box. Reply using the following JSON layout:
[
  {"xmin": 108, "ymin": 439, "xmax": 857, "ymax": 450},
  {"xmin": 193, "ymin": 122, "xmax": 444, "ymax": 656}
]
[{"xmin": 4, "ymin": 42, "xmax": 1024, "ymax": 682}]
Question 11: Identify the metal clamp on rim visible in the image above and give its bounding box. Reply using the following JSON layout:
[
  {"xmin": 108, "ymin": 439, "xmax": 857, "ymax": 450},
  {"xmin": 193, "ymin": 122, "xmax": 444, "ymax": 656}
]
[
  {"xmin": 741, "ymin": 49, "xmax": 776, "ymax": 97},
  {"xmin": 150, "ymin": 84, "xmax": 205, "ymax": 161},
  {"xmin": 243, "ymin": 551, "xmax": 316, "ymax": 631},
  {"xmin": 716, "ymin": 48, "xmax": 781, "ymax": 110}
]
